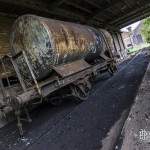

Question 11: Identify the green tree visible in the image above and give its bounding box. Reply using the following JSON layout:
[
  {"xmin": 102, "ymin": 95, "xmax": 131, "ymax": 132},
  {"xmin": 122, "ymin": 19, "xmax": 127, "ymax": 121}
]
[{"xmin": 141, "ymin": 17, "xmax": 150, "ymax": 43}]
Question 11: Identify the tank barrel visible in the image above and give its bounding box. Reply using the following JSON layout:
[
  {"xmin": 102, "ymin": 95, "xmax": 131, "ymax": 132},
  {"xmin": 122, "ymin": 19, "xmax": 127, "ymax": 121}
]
[{"xmin": 10, "ymin": 15, "xmax": 114, "ymax": 81}]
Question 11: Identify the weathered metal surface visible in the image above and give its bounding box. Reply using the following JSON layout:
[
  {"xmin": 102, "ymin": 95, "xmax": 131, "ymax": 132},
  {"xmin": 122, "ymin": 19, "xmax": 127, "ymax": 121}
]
[
  {"xmin": 52, "ymin": 59, "xmax": 91, "ymax": 78},
  {"xmin": 10, "ymin": 15, "xmax": 112, "ymax": 81},
  {"xmin": 0, "ymin": 59, "xmax": 112, "ymax": 127},
  {"xmin": 7, "ymin": 60, "xmax": 112, "ymax": 107},
  {"xmin": 0, "ymin": 43, "xmax": 114, "ymax": 135}
]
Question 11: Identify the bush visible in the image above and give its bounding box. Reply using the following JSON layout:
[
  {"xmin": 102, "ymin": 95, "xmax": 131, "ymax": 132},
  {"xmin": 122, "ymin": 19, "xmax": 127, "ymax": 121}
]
[{"xmin": 141, "ymin": 17, "xmax": 150, "ymax": 43}]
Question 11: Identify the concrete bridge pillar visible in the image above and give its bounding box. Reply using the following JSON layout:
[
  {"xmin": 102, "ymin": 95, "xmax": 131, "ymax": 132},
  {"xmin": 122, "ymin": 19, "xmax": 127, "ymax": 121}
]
[{"xmin": 111, "ymin": 31, "xmax": 127, "ymax": 59}]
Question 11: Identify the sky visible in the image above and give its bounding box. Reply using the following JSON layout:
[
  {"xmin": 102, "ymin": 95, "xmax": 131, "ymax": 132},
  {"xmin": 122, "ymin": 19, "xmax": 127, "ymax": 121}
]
[{"xmin": 121, "ymin": 21, "xmax": 141, "ymax": 32}]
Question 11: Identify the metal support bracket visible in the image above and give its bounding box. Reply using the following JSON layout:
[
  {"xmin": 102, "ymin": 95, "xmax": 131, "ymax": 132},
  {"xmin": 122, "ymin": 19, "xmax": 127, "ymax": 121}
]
[{"xmin": 22, "ymin": 51, "xmax": 42, "ymax": 96}]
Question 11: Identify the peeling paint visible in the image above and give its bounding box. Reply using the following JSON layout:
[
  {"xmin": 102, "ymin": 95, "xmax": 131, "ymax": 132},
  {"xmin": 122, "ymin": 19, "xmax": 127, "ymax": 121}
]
[{"xmin": 10, "ymin": 15, "xmax": 113, "ymax": 81}]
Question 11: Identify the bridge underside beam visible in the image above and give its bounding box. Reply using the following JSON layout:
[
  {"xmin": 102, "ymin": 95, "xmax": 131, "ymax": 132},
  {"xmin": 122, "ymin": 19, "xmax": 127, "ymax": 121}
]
[{"xmin": 0, "ymin": 0, "xmax": 149, "ymax": 29}]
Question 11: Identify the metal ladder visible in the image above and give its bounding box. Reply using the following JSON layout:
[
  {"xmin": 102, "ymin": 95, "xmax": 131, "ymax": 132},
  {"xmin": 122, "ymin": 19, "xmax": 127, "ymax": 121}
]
[
  {"xmin": 0, "ymin": 51, "xmax": 42, "ymax": 135},
  {"xmin": 10, "ymin": 50, "xmax": 44, "ymax": 135}
]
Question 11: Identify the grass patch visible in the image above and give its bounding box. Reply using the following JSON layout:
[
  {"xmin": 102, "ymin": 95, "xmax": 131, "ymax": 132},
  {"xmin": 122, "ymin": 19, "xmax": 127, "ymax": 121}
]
[{"xmin": 128, "ymin": 43, "xmax": 150, "ymax": 54}]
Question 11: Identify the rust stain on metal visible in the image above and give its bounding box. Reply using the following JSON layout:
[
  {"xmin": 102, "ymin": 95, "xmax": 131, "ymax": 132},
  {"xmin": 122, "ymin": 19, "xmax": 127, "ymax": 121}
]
[
  {"xmin": 10, "ymin": 15, "xmax": 113, "ymax": 80},
  {"xmin": 52, "ymin": 59, "xmax": 91, "ymax": 78}
]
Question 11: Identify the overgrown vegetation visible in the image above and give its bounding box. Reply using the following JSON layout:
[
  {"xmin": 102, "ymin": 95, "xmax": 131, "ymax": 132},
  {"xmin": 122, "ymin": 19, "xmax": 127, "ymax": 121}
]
[
  {"xmin": 141, "ymin": 17, "xmax": 150, "ymax": 43},
  {"xmin": 128, "ymin": 43, "xmax": 150, "ymax": 54}
]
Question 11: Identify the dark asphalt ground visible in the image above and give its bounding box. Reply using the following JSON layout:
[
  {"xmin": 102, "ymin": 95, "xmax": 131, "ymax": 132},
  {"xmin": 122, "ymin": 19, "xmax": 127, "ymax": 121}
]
[{"xmin": 0, "ymin": 53, "xmax": 149, "ymax": 150}]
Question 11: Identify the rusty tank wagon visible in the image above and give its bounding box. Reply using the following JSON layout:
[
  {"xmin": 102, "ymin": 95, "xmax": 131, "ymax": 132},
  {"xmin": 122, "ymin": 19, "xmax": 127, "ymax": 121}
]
[
  {"xmin": 10, "ymin": 15, "xmax": 115, "ymax": 81},
  {"xmin": 0, "ymin": 15, "xmax": 117, "ymax": 135}
]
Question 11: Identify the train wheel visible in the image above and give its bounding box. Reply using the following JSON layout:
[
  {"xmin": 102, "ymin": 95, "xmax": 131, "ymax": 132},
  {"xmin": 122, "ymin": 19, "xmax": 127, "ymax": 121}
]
[
  {"xmin": 71, "ymin": 80, "xmax": 91, "ymax": 102},
  {"xmin": 50, "ymin": 97, "xmax": 63, "ymax": 106},
  {"xmin": 108, "ymin": 63, "xmax": 117, "ymax": 75}
]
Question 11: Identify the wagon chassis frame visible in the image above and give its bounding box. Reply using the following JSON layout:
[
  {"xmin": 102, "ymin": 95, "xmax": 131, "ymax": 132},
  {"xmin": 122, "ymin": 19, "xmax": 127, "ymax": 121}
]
[{"xmin": 0, "ymin": 50, "xmax": 116, "ymax": 135}]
